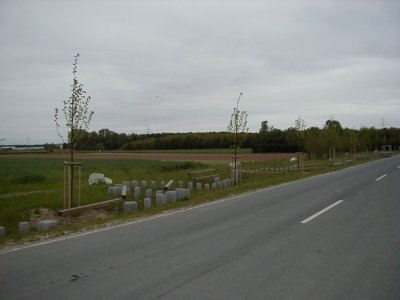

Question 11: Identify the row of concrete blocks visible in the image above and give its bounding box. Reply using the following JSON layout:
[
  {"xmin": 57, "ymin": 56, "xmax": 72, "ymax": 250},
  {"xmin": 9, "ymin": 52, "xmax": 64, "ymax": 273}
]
[
  {"xmin": 242, "ymin": 167, "xmax": 293, "ymax": 173},
  {"xmin": 123, "ymin": 188, "xmax": 191, "ymax": 213},
  {"xmin": 0, "ymin": 220, "xmax": 58, "ymax": 236},
  {"xmin": 108, "ymin": 178, "xmax": 234, "ymax": 198}
]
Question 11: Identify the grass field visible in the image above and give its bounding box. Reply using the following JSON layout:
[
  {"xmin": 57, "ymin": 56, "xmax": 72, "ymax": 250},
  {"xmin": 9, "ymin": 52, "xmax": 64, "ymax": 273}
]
[{"xmin": 0, "ymin": 152, "xmax": 370, "ymax": 242}]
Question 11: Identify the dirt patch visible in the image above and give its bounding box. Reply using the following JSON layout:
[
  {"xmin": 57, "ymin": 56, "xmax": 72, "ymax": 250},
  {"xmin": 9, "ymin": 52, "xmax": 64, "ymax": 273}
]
[{"xmin": 29, "ymin": 208, "xmax": 59, "ymax": 226}]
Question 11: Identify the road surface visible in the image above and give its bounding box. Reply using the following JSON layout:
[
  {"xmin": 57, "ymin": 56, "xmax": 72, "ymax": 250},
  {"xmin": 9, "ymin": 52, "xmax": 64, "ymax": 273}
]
[{"xmin": 1, "ymin": 156, "xmax": 399, "ymax": 299}]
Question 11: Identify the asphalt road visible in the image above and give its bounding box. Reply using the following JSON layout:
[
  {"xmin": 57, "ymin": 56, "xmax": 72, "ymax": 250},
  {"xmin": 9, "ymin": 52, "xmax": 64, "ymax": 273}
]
[{"xmin": 1, "ymin": 156, "xmax": 399, "ymax": 299}]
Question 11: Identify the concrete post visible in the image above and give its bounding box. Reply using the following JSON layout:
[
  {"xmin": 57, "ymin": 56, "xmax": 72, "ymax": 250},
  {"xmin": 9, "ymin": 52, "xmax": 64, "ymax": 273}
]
[
  {"xmin": 37, "ymin": 220, "xmax": 57, "ymax": 231},
  {"xmin": 167, "ymin": 191, "xmax": 177, "ymax": 203},
  {"xmin": 185, "ymin": 189, "xmax": 190, "ymax": 199},
  {"xmin": 123, "ymin": 201, "xmax": 138, "ymax": 213},
  {"xmin": 144, "ymin": 198, "xmax": 152, "ymax": 209},
  {"xmin": 134, "ymin": 187, "xmax": 141, "ymax": 200},
  {"xmin": 19, "ymin": 222, "xmax": 30, "ymax": 233},
  {"xmin": 156, "ymin": 193, "xmax": 165, "ymax": 206}
]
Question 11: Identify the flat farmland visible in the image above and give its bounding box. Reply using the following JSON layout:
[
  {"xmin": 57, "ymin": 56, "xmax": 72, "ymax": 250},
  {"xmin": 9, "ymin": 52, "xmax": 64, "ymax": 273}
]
[{"xmin": 2, "ymin": 151, "xmax": 296, "ymax": 161}]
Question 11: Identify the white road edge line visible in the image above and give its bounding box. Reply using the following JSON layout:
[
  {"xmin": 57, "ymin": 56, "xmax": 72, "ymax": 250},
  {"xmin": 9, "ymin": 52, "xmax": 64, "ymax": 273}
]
[
  {"xmin": 301, "ymin": 200, "xmax": 344, "ymax": 224},
  {"xmin": 375, "ymin": 174, "xmax": 387, "ymax": 181},
  {"xmin": 0, "ymin": 192, "xmax": 248, "ymax": 254}
]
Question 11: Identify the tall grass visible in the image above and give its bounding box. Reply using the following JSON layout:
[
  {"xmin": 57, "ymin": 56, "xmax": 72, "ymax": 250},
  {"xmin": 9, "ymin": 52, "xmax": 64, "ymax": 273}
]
[{"xmin": 0, "ymin": 158, "xmax": 222, "ymax": 233}]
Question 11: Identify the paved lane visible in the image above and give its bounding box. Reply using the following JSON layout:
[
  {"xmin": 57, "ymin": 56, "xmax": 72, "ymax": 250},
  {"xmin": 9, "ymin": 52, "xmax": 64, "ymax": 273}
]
[{"xmin": 1, "ymin": 156, "xmax": 399, "ymax": 299}]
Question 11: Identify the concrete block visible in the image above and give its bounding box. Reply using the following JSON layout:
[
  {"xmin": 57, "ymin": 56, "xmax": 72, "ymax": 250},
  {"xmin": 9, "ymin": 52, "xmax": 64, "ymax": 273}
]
[
  {"xmin": 131, "ymin": 180, "xmax": 138, "ymax": 188},
  {"xmin": 144, "ymin": 198, "xmax": 152, "ymax": 209},
  {"xmin": 185, "ymin": 189, "xmax": 190, "ymax": 199},
  {"xmin": 134, "ymin": 187, "xmax": 141, "ymax": 200},
  {"xmin": 146, "ymin": 189, "xmax": 153, "ymax": 199},
  {"xmin": 37, "ymin": 220, "xmax": 57, "ymax": 231},
  {"xmin": 218, "ymin": 181, "xmax": 223, "ymax": 188},
  {"xmin": 196, "ymin": 183, "xmax": 202, "ymax": 190},
  {"xmin": 123, "ymin": 201, "xmax": 138, "ymax": 213},
  {"xmin": 175, "ymin": 188, "xmax": 183, "ymax": 200},
  {"xmin": 188, "ymin": 182, "xmax": 193, "ymax": 192},
  {"xmin": 212, "ymin": 183, "xmax": 217, "ymax": 190},
  {"xmin": 166, "ymin": 191, "xmax": 177, "ymax": 203},
  {"xmin": 141, "ymin": 180, "xmax": 147, "ymax": 189},
  {"xmin": 204, "ymin": 183, "xmax": 210, "ymax": 191},
  {"xmin": 160, "ymin": 181, "xmax": 165, "ymax": 188},
  {"xmin": 19, "ymin": 222, "xmax": 30, "ymax": 233},
  {"xmin": 151, "ymin": 181, "xmax": 157, "ymax": 189},
  {"xmin": 156, "ymin": 194, "xmax": 165, "ymax": 206}
]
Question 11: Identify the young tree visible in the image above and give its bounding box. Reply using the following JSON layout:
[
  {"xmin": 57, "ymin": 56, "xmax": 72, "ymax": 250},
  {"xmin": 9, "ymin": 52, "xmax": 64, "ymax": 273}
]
[
  {"xmin": 228, "ymin": 92, "xmax": 248, "ymax": 185},
  {"xmin": 294, "ymin": 115, "xmax": 307, "ymax": 169},
  {"xmin": 54, "ymin": 53, "xmax": 94, "ymax": 208},
  {"xmin": 54, "ymin": 53, "xmax": 94, "ymax": 162}
]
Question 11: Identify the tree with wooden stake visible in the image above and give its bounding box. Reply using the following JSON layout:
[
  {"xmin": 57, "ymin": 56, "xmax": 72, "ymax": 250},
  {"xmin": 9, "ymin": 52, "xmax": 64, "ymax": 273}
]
[
  {"xmin": 228, "ymin": 92, "xmax": 248, "ymax": 185},
  {"xmin": 295, "ymin": 115, "xmax": 306, "ymax": 171},
  {"xmin": 54, "ymin": 53, "xmax": 94, "ymax": 208}
]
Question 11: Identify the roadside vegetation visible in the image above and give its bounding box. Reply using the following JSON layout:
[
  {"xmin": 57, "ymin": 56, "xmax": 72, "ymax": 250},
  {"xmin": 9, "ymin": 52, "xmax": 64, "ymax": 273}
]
[
  {"xmin": 0, "ymin": 154, "xmax": 381, "ymax": 246},
  {"xmin": 60, "ymin": 121, "xmax": 400, "ymax": 156}
]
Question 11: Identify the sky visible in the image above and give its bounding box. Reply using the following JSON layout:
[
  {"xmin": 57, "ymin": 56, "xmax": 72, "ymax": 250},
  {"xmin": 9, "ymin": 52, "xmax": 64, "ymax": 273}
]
[{"xmin": 0, "ymin": 0, "xmax": 399, "ymax": 145}]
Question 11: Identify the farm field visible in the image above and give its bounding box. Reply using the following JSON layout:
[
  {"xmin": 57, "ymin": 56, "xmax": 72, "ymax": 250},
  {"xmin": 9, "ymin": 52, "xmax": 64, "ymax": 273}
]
[
  {"xmin": 1, "ymin": 150, "xmax": 295, "ymax": 161},
  {"xmin": 0, "ymin": 151, "xmax": 368, "ymax": 244}
]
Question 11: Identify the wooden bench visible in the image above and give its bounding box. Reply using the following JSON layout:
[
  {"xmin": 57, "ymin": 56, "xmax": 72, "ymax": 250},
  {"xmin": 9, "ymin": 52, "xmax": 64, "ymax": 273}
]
[{"xmin": 188, "ymin": 169, "xmax": 219, "ymax": 183}]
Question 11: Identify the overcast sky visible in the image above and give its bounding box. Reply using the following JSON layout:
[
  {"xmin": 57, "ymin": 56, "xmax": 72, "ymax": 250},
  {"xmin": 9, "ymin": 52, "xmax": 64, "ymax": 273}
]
[{"xmin": 1, "ymin": 0, "xmax": 399, "ymax": 144}]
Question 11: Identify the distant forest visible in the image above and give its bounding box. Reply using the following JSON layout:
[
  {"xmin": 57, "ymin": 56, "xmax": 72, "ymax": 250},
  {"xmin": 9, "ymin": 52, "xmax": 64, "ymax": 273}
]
[{"xmin": 52, "ymin": 119, "xmax": 399, "ymax": 158}]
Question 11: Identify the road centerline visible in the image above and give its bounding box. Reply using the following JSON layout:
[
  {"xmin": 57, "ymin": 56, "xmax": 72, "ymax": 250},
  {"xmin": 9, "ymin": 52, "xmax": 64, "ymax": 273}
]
[
  {"xmin": 375, "ymin": 174, "xmax": 387, "ymax": 181},
  {"xmin": 301, "ymin": 200, "xmax": 344, "ymax": 224}
]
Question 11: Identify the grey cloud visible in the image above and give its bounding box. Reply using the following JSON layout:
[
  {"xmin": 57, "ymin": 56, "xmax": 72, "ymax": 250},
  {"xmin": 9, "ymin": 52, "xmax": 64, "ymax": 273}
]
[{"xmin": 0, "ymin": 0, "xmax": 399, "ymax": 144}]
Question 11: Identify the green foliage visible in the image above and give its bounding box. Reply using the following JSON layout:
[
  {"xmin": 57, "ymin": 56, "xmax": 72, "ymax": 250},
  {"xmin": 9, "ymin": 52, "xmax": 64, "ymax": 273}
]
[
  {"xmin": 227, "ymin": 92, "xmax": 249, "ymax": 154},
  {"xmin": 54, "ymin": 53, "xmax": 94, "ymax": 161}
]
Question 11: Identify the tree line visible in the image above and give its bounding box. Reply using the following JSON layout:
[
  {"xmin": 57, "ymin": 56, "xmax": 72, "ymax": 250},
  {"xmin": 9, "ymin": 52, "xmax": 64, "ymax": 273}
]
[{"xmin": 66, "ymin": 119, "xmax": 399, "ymax": 158}]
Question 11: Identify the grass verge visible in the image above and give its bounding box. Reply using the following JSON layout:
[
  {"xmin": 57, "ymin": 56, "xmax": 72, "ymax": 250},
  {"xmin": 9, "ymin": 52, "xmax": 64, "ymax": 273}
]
[{"xmin": 0, "ymin": 157, "xmax": 372, "ymax": 248}]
